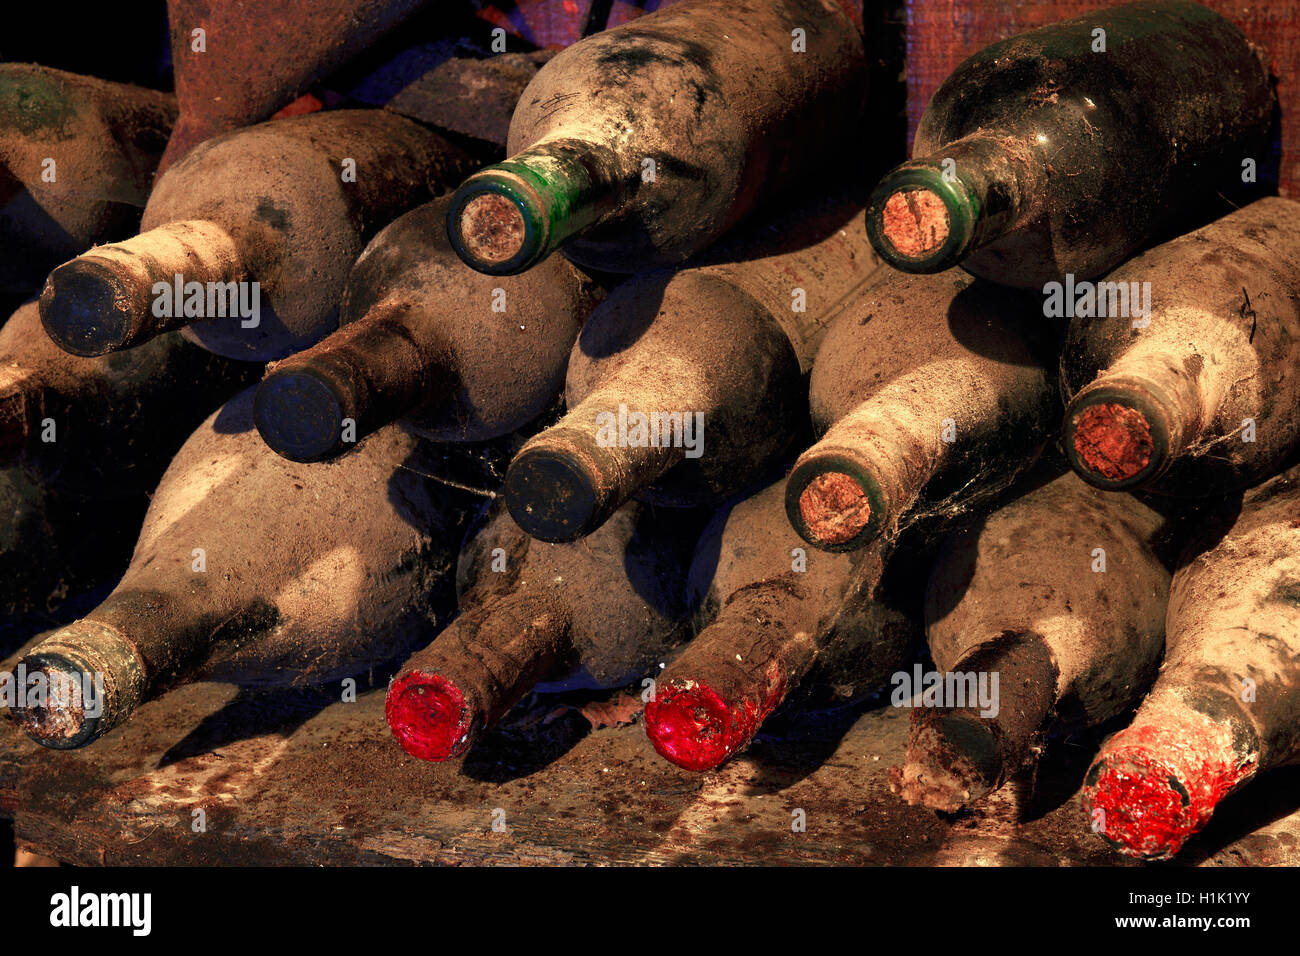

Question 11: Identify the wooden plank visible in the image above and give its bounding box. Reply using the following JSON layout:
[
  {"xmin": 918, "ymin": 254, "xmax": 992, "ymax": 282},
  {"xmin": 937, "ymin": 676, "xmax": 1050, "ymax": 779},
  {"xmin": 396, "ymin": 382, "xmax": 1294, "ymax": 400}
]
[
  {"xmin": 906, "ymin": 0, "xmax": 1300, "ymax": 196},
  {"xmin": 3, "ymin": 675, "xmax": 1298, "ymax": 865}
]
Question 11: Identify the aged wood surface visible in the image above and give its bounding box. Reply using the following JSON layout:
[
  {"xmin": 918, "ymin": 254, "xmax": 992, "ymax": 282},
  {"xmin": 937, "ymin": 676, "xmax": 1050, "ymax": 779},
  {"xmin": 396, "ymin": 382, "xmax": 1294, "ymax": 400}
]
[
  {"xmin": 907, "ymin": 0, "xmax": 1300, "ymax": 196},
  {"xmin": 2, "ymin": 675, "xmax": 1298, "ymax": 866}
]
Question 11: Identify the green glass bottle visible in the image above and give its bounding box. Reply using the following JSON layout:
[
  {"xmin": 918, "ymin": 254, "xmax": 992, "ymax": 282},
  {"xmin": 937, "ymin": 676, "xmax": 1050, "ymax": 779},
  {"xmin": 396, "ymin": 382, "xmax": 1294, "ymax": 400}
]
[{"xmin": 865, "ymin": 0, "xmax": 1274, "ymax": 288}]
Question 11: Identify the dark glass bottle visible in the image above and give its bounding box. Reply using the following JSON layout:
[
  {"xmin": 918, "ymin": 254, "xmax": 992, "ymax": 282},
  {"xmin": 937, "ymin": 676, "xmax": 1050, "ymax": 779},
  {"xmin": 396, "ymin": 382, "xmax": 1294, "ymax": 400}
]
[
  {"xmin": 893, "ymin": 469, "xmax": 1170, "ymax": 812},
  {"xmin": 1084, "ymin": 463, "xmax": 1300, "ymax": 861},
  {"xmin": 865, "ymin": 0, "xmax": 1274, "ymax": 287},
  {"xmin": 386, "ymin": 499, "xmax": 700, "ymax": 762},
  {"xmin": 0, "ymin": 64, "xmax": 175, "ymax": 296},
  {"xmin": 9, "ymin": 388, "xmax": 474, "ymax": 749},
  {"xmin": 785, "ymin": 269, "xmax": 1058, "ymax": 553}
]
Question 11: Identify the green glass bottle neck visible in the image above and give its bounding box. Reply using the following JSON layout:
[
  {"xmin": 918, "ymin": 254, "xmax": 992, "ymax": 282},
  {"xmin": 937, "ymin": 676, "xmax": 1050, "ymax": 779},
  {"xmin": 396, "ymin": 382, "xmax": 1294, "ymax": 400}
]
[
  {"xmin": 448, "ymin": 139, "xmax": 625, "ymax": 275},
  {"xmin": 867, "ymin": 131, "xmax": 1045, "ymax": 273}
]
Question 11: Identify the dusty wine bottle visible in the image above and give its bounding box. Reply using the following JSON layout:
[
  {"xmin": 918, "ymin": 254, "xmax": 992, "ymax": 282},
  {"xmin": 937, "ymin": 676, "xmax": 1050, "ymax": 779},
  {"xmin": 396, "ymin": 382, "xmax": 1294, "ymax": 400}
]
[
  {"xmin": 0, "ymin": 300, "xmax": 258, "ymax": 495},
  {"xmin": 644, "ymin": 479, "xmax": 919, "ymax": 771},
  {"xmin": 891, "ymin": 469, "xmax": 1171, "ymax": 812},
  {"xmin": 8, "ymin": 387, "xmax": 473, "ymax": 749},
  {"xmin": 445, "ymin": 0, "xmax": 866, "ymax": 275},
  {"xmin": 386, "ymin": 498, "xmax": 700, "ymax": 761},
  {"xmin": 253, "ymin": 195, "xmax": 603, "ymax": 462},
  {"xmin": 0, "ymin": 64, "xmax": 175, "ymax": 295},
  {"xmin": 39, "ymin": 110, "xmax": 474, "ymax": 361},
  {"xmin": 504, "ymin": 196, "xmax": 882, "ymax": 542},
  {"xmin": 786, "ymin": 269, "xmax": 1058, "ymax": 553},
  {"xmin": 1062, "ymin": 198, "xmax": 1300, "ymax": 495},
  {"xmin": 865, "ymin": 0, "xmax": 1274, "ymax": 287},
  {"xmin": 1083, "ymin": 463, "xmax": 1300, "ymax": 860}
]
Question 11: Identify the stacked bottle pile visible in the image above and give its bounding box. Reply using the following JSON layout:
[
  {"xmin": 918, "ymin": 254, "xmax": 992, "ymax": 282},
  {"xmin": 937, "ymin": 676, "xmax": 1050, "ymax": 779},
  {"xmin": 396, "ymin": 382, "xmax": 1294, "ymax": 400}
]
[{"xmin": 1, "ymin": 0, "xmax": 1296, "ymax": 864}]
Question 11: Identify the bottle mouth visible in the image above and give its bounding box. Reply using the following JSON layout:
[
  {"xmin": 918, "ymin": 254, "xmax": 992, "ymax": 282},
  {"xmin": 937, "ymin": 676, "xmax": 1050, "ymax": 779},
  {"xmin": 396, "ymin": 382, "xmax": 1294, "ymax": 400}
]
[
  {"xmin": 385, "ymin": 671, "xmax": 476, "ymax": 762},
  {"xmin": 867, "ymin": 163, "xmax": 977, "ymax": 273},
  {"xmin": 1083, "ymin": 708, "xmax": 1254, "ymax": 861},
  {"xmin": 10, "ymin": 653, "xmax": 103, "ymax": 750},
  {"xmin": 504, "ymin": 441, "xmax": 612, "ymax": 542},
  {"xmin": 644, "ymin": 679, "xmax": 761, "ymax": 772},
  {"xmin": 446, "ymin": 169, "xmax": 548, "ymax": 276},
  {"xmin": 785, "ymin": 454, "xmax": 885, "ymax": 552},
  {"xmin": 39, "ymin": 258, "xmax": 142, "ymax": 356},
  {"xmin": 1083, "ymin": 746, "xmax": 1206, "ymax": 861},
  {"xmin": 1064, "ymin": 383, "xmax": 1174, "ymax": 490},
  {"xmin": 892, "ymin": 710, "xmax": 1003, "ymax": 812},
  {"xmin": 254, "ymin": 367, "xmax": 348, "ymax": 462}
]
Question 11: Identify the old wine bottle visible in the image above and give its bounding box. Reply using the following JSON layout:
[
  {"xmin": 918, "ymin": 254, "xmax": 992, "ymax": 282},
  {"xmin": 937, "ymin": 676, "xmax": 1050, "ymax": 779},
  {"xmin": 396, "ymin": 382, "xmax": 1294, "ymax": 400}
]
[
  {"xmin": 865, "ymin": 0, "xmax": 1273, "ymax": 287},
  {"xmin": 445, "ymin": 0, "xmax": 866, "ymax": 275},
  {"xmin": 785, "ymin": 269, "xmax": 1058, "ymax": 553},
  {"xmin": 505, "ymin": 198, "xmax": 881, "ymax": 542},
  {"xmin": 1062, "ymin": 198, "xmax": 1300, "ymax": 495},
  {"xmin": 254, "ymin": 195, "xmax": 603, "ymax": 462},
  {"xmin": 644, "ymin": 480, "xmax": 919, "ymax": 771},
  {"xmin": 386, "ymin": 499, "xmax": 700, "ymax": 761},
  {"xmin": 0, "ymin": 300, "xmax": 258, "ymax": 495},
  {"xmin": 1083, "ymin": 463, "xmax": 1300, "ymax": 860},
  {"xmin": 891, "ymin": 469, "xmax": 1170, "ymax": 812},
  {"xmin": 9, "ymin": 388, "xmax": 473, "ymax": 749},
  {"xmin": 0, "ymin": 64, "xmax": 175, "ymax": 295},
  {"xmin": 39, "ymin": 110, "xmax": 474, "ymax": 361}
]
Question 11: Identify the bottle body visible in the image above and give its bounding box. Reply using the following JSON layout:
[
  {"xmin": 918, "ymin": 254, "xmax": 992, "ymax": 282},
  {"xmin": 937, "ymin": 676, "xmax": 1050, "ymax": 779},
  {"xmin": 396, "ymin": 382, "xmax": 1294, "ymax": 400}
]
[
  {"xmin": 892, "ymin": 468, "xmax": 1171, "ymax": 811},
  {"xmin": 786, "ymin": 268, "xmax": 1059, "ymax": 553},
  {"xmin": 447, "ymin": 0, "xmax": 867, "ymax": 274},
  {"xmin": 645, "ymin": 479, "xmax": 919, "ymax": 770},
  {"xmin": 253, "ymin": 196, "xmax": 604, "ymax": 462},
  {"xmin": 40, "ymin": 110, "xmax": 474, "ymax": 361},
  {"xmin": 386, "ymin": 499, "xmax": 701, "ymax": 760},
  {"xmin": 0, "ymin": 65, "xmax": 176, "ymax": 295},
  {"xmin": 866, "ymin": 0, "xmax": 1273, "ymax": 287},
  {"xmin": 1084, "ymin": 463, "xmax": 1300, "ymax": 860},
  {"xmin": 1062, "ymin": 198, "xmax": 1300, "ymax": 495},
  {"xmin": 504, "ymin": 198, "xmax": 881, "ymax": 541},
  {"xmin": 10, "ymin": 387, "xmax": 474, "ymax": 748}
]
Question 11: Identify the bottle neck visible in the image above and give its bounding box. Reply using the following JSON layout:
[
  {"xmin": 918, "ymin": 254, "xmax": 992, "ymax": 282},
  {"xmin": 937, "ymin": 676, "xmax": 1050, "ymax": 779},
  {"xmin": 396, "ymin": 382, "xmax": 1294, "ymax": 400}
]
[
  {"xmin": 255, "ymin": 311, "xmax": 453, "ymax": 462},
  {"xmin": 504, "ymin": 387, "xmax": 700, "ymax": 541},
  {"xmin": 39, "ymin": 219, "xmax": 246, "ymax": 356},
  {"xmin": 868, "ymin": 132, "xmax": 1045, "ymax": 273},
  {"xmin": 786, "ymin": 389, "xmax": 939, "ymax": 552},
  {"xmin": 1065, "ymin": 345, "xmax": 1208, "ymax": 490},
  {"xmin": 895, "ymin": 631, "xmax": 1057, "ymax": 811},
  {"xmin": 1084, "ymin": 686, "xmax": 1259, "ymax": 860},
  {"xmin": 644, "ymin": 582, "xmax": 821, "ymax": 771},
  {"xmin": 448, "ymin": 138, "xmax": 625, "ymax": 275},
  {"xmin": 386, "ymin": 589, "xmax": 572, "ymax": 761}
]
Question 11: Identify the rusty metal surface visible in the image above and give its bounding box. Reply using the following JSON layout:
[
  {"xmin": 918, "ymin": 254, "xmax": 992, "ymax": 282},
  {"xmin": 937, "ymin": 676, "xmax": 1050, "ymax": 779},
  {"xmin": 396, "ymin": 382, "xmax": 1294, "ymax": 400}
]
[{"xmin": 160, "ymin": 0, "xmax": 428, "ymax": 173}]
